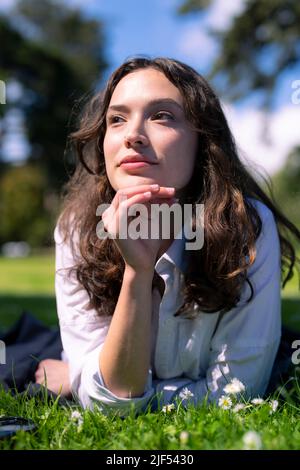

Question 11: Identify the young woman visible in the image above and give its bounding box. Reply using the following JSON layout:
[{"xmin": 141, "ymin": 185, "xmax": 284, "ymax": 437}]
[{"xmin": 35, "ymin": 57, "xmax": 300, "ymax": 416}]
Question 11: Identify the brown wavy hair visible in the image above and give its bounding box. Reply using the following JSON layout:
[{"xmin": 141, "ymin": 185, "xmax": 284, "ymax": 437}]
[{"xmin": 57, "ymin": 56, "xmax": 300, "ymax": 318}]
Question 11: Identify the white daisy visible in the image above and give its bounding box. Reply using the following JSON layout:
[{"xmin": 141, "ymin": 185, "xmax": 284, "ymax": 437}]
[
  {"xmin": 218, "ymin": 395, "xmax": 232, "ymax": 410},
  {"xmin": 71, "ymin": 410, "xmax": 83, "ymax": 426},
  {"xmin": 233, "ymin": 403, "xmax": 246, "ymax": 413},
  {"xmin": 71, "ymin": 410, "xmax": 82, "ymax": 420},
  {"xmin": 251, "ymin": 398, "xmax": 264, "ymax": 405},
  {"xmin": 223, "ymin": 378, "xmax": 246, "ymax": 395},
  {"xmin": 269, "ymin": 399, "xmax": 279, "ymax": 414},
  {"xmin": 179, "ymin": 431, "xmax": 189, "ymax": 445},
  {"xmin": 162, "ymin": 404, "xmax": 175, "ymax": 413},
  {"xmin": 242, "ymin": 431, "xmax": 262, "ymax": 450},
  {"xmin": 179, "ymin": 387, "xmax": 194, "ymax": 400}
]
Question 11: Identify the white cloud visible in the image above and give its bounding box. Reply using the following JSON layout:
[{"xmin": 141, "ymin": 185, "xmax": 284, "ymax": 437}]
[
  {"xmin": 176, "ymin": 26, "xmax": 218, "ymax": 69},
  {"xmin": 176, "ymin": 0, "xmax": 247, "ymax": 69},
  {"xmin": 0, "ymin": 0, "xmax": 17, "ymax": 12},
  {"xmin": 223, "ymin": 102, "xmax": 300, "ymax": 176},
  {"xmin": 207, "ymin": 0, "xmax": 246, "ymax": 31}
]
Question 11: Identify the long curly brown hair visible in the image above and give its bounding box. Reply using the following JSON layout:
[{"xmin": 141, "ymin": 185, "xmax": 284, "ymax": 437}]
[{"xmin": 57, "ymin": 56, "xmax": 300, "ymax": 318}]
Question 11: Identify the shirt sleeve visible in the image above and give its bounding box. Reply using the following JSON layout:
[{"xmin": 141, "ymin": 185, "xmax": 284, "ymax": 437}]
[
  {"xmin": 54, "ymin": 223, "xmax": 154, "ymax": 416},
  {"xmin": 151, "ymin": 201, "xmax": 282, "ymax": 408}
]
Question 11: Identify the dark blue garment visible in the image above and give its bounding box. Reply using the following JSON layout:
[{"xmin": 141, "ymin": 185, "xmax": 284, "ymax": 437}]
[
  {"xmin": 265, "ymin": 325, "xmax": 299, "ymax": 396},
  {"xmin": 0, "ymin": 311, "xmax": 72, "ymax": 405}
]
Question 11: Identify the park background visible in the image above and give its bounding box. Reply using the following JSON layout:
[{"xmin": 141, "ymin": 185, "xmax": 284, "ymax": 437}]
[{"xmin": 0, "ymin": 0, "xmax": 299, "ymax": 333}]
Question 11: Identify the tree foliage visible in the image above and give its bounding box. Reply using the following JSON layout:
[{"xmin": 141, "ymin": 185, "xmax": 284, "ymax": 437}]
[
  {"xmin": 177, "ymin": 0, "xmax": 300, "ymax": 104},
  {"xmin": 0, "ymin": 0, "xmax": 107, "ymax": 190},
  {"xmin": 0, "ymin": 0, "xmax": 108, "ymax": 246},
  {"xmin": 15, "ymin": 0, "xmax": 107, "ymax": 87},
  {"xmin": 271, "ymin": 147, "xmax": 300, "ymax": 230},
  {"xmin": 177, "ymin": 0, "xmax": 300, "ymax": 233},
  {"xmin": 0, "ymin": 164, "xmax": 56, "ymax": 247}
]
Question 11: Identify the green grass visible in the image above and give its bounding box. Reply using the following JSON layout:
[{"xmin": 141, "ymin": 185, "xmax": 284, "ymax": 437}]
[
  {"xmin": 0, "ymin": 254, "xmax": 55, "ymax": 295},
  {"xmin": 0, "ymin": 254, "xmax": 300, "ymax": 450},
  {"xmin": 0, "ymin": 253, "xmax": 300, "ymax": 331},
  {"xmin": 0, "ymin": 253, "xmax": 57, "ymax": 330},
  {"xmin": 0, "ymin": 385, "xmax": 300, "ymax": 450}
]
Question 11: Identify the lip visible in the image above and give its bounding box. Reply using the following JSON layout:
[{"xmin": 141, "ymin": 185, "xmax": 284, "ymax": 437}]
[
  {"xmin": 119, "ymin": 154, "xmax": 157, "ymax": 166},
  {"xmin": 120, "ymin": 161, "xmax": 154, "ymax": 170}
]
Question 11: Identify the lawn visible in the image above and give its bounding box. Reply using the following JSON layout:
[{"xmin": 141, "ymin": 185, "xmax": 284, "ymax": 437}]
[
  {"xmin": 0, "ymin": 252, "xmax": 299, "ymax": 331},
  {"xmin": 0, "ymin": 253, "xmax": 57, "ymax": 330},
  {"xmin": 0, "ymin": 387, "xmax": 300, "ymax": 450},
  {"xmin": 0, "ymin": 253, "xmax": 300, "ymax": 450}
]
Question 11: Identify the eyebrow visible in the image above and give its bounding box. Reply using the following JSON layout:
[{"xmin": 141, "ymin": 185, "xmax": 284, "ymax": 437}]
[{"xmin": 107, "ymin": 98, "xmax": 183, "ymax": 112}]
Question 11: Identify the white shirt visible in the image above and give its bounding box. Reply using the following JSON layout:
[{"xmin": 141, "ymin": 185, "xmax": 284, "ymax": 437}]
[{"xmin": 55, "ymin": 198, "xmax": 281, "ymax": 416}]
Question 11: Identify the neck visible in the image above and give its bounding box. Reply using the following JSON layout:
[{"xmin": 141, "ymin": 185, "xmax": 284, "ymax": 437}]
[{"xmin": 156, "ymin": 238, "xmax": 174, "ymax": 261}]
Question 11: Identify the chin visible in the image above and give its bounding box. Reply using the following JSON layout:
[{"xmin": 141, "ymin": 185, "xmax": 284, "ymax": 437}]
[{"xmin": 117, "ymin": 176, "xmax": 159, "ymax": 188}]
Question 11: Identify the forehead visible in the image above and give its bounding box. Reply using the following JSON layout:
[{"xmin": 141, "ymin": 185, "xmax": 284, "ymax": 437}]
[{"xmin": 109, "ymin": 68, "xmax": 183, "ymax": 106}]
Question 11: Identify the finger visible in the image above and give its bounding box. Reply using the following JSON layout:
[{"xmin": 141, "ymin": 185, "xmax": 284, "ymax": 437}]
[
  {"xmin": 110, "ymin": 185, "xmax": 158, "ymax": 211},
  {"xmin": 111, "ymin": 185, "xmax": 176, "ymax": 211},
  {"xmin": 38, "ymin": 360, "xmax": 48, "ymax": 368},
  {"xmin": 35, "ymin": 373, "xmax": 45, "ymax": 384},
  {"xmin": 34, "ymin": 366, "xmax": 43, "ymax": 377},
  {"xmin": 35, "ymin": 367, "xmax": 46, "ymax": 378},
  {"xmin": 103, "ymin": 191, "xmax": 154, "ymax": 237},
  {"xmin": 103, "ymin": 191, "xmax": 178, "ymax": 237}
]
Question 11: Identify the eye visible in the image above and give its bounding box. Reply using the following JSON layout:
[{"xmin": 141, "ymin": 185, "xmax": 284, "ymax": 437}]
[
  {"xmin": 153, "ymin": 112, "xmax": 174, "ymax": 121},
  {"xmin": 107, "ymin": 115, "xmax": 124, "ymax": 124}
]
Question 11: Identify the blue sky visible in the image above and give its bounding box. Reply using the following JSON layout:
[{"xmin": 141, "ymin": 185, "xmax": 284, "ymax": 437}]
[
  {"xmin": 76, "ymin": 0, "xmax": 219, "ymax": 84},
  {"xmin": 0, "ymin": 0, "xmax": 299, "ymax": 174}
]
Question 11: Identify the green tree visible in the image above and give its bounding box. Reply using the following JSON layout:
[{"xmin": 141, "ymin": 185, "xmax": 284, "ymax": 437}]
[
  {"xmin": 0, "ymin": 0, "xmax": 108, "ymax": 190},
  {"xmin": 271, "ymin": 146, "xmax": 300, "ymax": 230},
  {"xmin": 15, "ymin": 0, "xmax": 107, "ymax": 88},
  {"xmin": 0, "ymin": 164, "xmax": 56, "ymax": 247},
  {"xmin": 177, "ymin": 0, "xmax": 300, "ymax": 105},
  {"xmin": 178, "ymin": 0, "xmax": 300, "ymax": 234}
]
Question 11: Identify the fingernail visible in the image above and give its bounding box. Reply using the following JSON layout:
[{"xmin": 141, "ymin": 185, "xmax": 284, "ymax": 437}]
[
  {"xmin": 150, "ymin": 184, "xmax": 159, "ymax": 190},
  {"xmin": 165, "ymin": 187, "xmax": 175, "ymax": 193}
]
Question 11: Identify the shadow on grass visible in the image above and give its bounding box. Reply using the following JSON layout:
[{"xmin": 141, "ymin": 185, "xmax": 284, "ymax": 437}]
[
  {"xmin": 0, "ymin": 293, "xmax": 299, "ymax": 332},
  {"xmin": 282, "ymin": 297, "xmax": 300, "ymax": 331},
  {"xmin": 0, "ymin": 294, "xmax": 57, "ymax": 331}
]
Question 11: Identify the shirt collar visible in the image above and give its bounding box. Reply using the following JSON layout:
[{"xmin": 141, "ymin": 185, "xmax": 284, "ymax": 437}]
[{"xmin": 155, "ymin": 225, "xmax": 187, "ymax": 275}]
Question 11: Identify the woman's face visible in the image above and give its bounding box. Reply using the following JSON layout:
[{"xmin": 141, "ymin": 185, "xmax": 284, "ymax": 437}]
[{"xmin": 103, "ymin": 68, "xmax": 198, "ymax": 195}]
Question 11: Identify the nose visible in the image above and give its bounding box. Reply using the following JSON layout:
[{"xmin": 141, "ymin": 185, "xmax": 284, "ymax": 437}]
[{"xmin": 124, "ymin": 119, "xmax": 149, "ymax": 149}]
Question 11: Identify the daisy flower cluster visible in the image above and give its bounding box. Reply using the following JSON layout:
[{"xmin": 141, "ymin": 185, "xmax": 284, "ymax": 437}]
[
  {"xmin": 218, "ymin": 377, "xmax": 279, "ymax": 414},
  {"xmin": 161, "ymin": 387, "xmax": 195, "ymax": 413},
  {"xmin": 162, "ymin": 403, "xmax": 176, "ymax": 413},
  {"xmin": 218, "ymin": 378, "xmax": 246, "ymax": 412},
  {"xmin": 70, "ymin": 410, "xmax": 84, "ymax": 432}
]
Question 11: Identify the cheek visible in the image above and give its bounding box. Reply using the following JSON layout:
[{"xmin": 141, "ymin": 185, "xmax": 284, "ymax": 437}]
[
  {"xmin": 103, "ymin": 132, "xmax": 114, "ymax": 158},
  {"xmin": 103, "ymin": 133, "xmax": 119, "ymax": 169},
  {"xmin": 163, "ymin": 132, "xmax": 197, "ymax": 170}
]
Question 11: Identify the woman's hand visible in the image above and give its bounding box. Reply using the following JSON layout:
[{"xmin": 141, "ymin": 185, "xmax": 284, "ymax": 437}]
[
  {"xmin": 34, "ymin": 359, "xmax": 72, "ymax": 397},
  {"xmin": 101, "ymin": 184, "xmax": 176, "ymax": 272}
]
